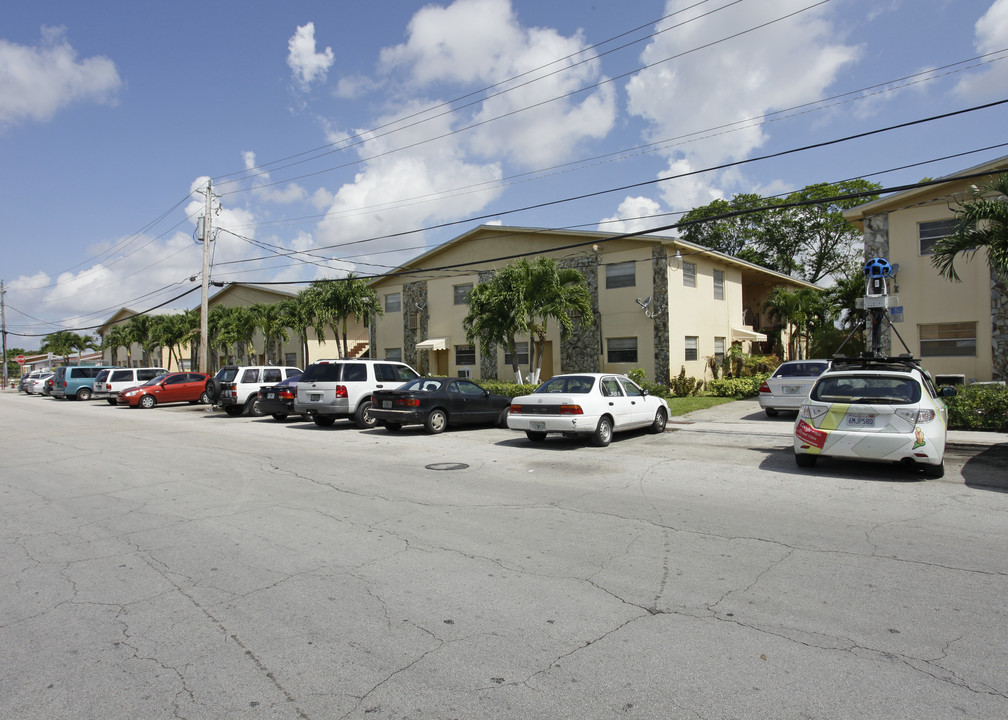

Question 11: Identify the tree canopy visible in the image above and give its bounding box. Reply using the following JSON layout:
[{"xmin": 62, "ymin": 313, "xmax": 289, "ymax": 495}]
[{"xmin": 931, "ymin": 173, "xmax": 1008, "ymax": 282}]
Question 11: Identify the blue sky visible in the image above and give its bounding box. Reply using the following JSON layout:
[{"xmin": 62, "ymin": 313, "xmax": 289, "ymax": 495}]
[{"xmin": 3, "ymin": 0, "xmax": 1008, "ymax": 346}]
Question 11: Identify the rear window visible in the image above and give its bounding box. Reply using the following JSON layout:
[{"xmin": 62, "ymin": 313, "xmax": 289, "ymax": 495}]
[
  {"xmin": 95, "ymin": 370, "xmax": 111, "ymax": 383},
  {"xmin": 111, "ymin": 370, "xmax": 134, "ymax": 382},
  {"xmin": 773, "ymin": 361, "xmax": 829, "ymax": 378},
  {"xmin": 811, "ymin": 375, "xmax": 922, "ymax": 405},
  {"xmin": 300, "ymin": 362, "xmax": 344, "ymax": 383},
  {"xmin": 535, "ymin": 375, "xmax": 596, "ymax": 394},
  {"xmin": 216, "ymin": 367, "xmax": 239, "ymax": 382}
]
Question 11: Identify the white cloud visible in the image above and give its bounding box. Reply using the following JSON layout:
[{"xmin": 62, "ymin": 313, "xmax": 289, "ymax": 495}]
[
  {"xmin": 624, "ymin": 0, "xmax": 859, "ymax": 210},
  {"xmin": 287, "ymin": 22, "xmax": 335, "ymax": 91},
  {"xmin": 377, "ymin": 0, "xmax": 616, "ymax": 168},
  {"xmin": 242, "ymin": 150, "xmax": 307, "ymax": 204},
  {"xmin": 955, "ymin": 0, "xmax": 1008, "ymax": 99},
  {"xmin": 0, "ymin": 26, "xmax": 121, "ymax": 131},
  {"xmin": 598, "ymin": 196, "xmax": 665, "ymax": 235}
]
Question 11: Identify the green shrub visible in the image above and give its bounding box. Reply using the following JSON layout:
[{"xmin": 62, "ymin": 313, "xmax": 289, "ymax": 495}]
[
  {"xmin": 706, "ymin": 374, "xmax": 767, "ymax": 399},
  {"xmin": 743, "ymin": 354, "xmax": 780, "ymax": 376},
  {"xmin": 628, "ymin": 368, "xmax": 671, "ymax": 399},
  {"xmin": 668, "ymin": 365, "xmax": 702, "ymax": 398},
  {"xmin": 479, "ymin": 379, "xmax": 539, "ymax": 399},
  {"xmin": 944, "ymin": 383, "xmax": 1008, "ymax": 432}
]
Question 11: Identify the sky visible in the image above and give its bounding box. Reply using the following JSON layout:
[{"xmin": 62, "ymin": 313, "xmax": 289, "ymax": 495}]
[{"xmin": 3, "ymin": 0, "xmax": 1008, "ymax": 348}]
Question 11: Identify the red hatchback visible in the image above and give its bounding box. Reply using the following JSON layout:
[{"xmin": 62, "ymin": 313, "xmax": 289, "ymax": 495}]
[{"xmin": 116, "ymin": 372, "xmax": 210, "ymax": 408}]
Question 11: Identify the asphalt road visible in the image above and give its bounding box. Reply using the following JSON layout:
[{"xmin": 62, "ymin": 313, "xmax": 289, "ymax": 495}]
[{"xmin": 1, "ymin": 392, "xmax": 1006, "ymax": 719}]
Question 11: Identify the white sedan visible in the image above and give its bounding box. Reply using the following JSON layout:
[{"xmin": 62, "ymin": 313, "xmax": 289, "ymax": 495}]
[{"xmin": 507, "ymin": 373, "xmax": 669, "ymax": 447}]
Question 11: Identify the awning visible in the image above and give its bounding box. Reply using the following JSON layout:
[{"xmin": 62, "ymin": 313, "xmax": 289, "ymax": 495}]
[
  {"xmin": 731, "ymin": 327, "xmax": 767, "ymax": 342},
  {"xmin": 416, "ymin": 337, "xmax": 449, "ymax": 351}
]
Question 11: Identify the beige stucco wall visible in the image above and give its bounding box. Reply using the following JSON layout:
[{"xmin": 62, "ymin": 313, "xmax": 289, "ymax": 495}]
[{"xmin": 887, "ymin": 203, "xmax": 993, "ymax": 381}]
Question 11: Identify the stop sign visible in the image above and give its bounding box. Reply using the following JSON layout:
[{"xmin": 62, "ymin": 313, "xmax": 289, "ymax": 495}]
[{"xmin": 15, "ymin": 355, "xmax": 25, "ymax": 365}]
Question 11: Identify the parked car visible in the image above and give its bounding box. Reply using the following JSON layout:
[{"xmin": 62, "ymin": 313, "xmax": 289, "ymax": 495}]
[
  {"xmin": 294, "ymin": 359, "xmax": 420, "ymax": 428},
  {"xmin": 117, "ymin": 372, "xmax": 211, "ymax": 408},
  {"xmin": 94, "ymin": 367, "xmax": 168, "ymax": 404},
  {"xmin": 40, "ymin": 374, "xmax": 56, "ymax": 396},
  {"xmin": 759, "ymin": 359, "xmax": 831, "ymax": 416},
  {"xmin": 208, "ymin": 365, "xmax": 302, "ymax": 416},
  {"xmin": 793, "ymin": 357, "xmax": 954, "ymax": 478},
  {"xmin": 26, "ymin": 372, "xmax": 54, "ymax": 395},
  {"xmin": 507, "ymin": 373, "xmax": 669, "ymax": 447},
  {"xmin": 51, "ymin": 365, "xmax": 121, "ymax": 400},
  {"xmin": 19, "ymin": 369, "xmax": 47, "ymax": 393},
  {"xmin": 371, "ymin": 377, "xmax": 511, "ymax": 433},
  {"xmin": 257, "ymin": 376, "xmax": 304, "ymax": 422}
]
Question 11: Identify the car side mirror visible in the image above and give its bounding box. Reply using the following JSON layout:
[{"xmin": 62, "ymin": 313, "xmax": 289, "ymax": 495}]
[
  {"xmin": 642, "ymin": 389, "xmax": 649, "ymax": 396},
  {"xmin": 940, "ymin": 386, "xmax": 957, "ymax": 397}
]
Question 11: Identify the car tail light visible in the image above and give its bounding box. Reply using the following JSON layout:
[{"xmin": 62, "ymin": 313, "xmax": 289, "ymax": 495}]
[
  {"xmin": 335, "ymin": 385, "xmax": 348, "ymax": 398},
  {"xmin": 917, "ymin": 408, "xmax": 936, "ymax": 423},
  {"xmin": 559, "ymin": 405, "xmax": 583, "ymax": 415},
  {"xmin": 397, "ymin": 398, "xmax": 420, "ymax": 407},
  {"xmin": 759, "ymin": 380, "xmax": 771, "ymax": 394},
  {"xmin": 509, "ymin": 404, "xmax": 523, "ymax": 414}
]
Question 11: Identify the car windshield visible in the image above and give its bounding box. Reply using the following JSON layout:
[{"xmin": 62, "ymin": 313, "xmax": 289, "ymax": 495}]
[
  {"xmin": 534, "ymin": 375, "xmax": 596, "ymax": 394},
  {"xmin": 773, "ymin": 361, "xmax": 829, "ymax": 378},
  {"xmin": 810, "ymin": 374, "xmax": 922, "ymax": 405},
  {"xmin": 142, "ymin": 373, "xmax": 171, "ymax": 387}
]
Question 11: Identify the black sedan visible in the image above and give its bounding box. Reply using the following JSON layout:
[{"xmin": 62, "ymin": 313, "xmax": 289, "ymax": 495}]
[
  {"xmin": 257, "ymin": 376, "xmax": 304, "ymax": 421},
  {"xmin": 370, "ymin": 377, "xmax": 511, "ymax": 433}
]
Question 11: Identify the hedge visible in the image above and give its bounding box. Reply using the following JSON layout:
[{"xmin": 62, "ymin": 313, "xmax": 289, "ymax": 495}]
[{"xmin": 945, "ymin": 383, "xmax": 1008, "ymax": 432}]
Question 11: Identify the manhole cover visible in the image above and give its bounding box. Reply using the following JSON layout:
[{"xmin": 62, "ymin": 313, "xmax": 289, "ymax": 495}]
[{"xmin": 425, "ymin": 462, "xmax": 470, "ymax": 471}]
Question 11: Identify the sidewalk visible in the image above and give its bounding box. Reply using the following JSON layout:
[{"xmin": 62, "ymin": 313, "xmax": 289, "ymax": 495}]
[{"xmin": 675, "ymin": 398, "xmax": 1008, "ymax": 448}]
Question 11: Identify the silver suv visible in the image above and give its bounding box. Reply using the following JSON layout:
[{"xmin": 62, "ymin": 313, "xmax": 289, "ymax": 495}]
[
  {"xmin": 210, "ymin": 365, "xmax": 302, "ymax": 416},
  {"xmin": 294, "ymin": 359, "xmax": 420, "ymax": 428}
]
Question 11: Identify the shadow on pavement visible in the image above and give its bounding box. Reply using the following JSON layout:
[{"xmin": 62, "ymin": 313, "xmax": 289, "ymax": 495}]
[{"xmin": 960, "ymin": 443, "xmax": 1008, "ymax": 492}]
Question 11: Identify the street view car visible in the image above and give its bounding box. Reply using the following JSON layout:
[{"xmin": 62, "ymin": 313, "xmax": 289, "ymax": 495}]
[
  {"xmin": 371, "ymin": 376, "xmax": 511, "ymax": 433},
  {"xmin": 759, "ymin": 359, "xmax": 831, "ymax": 416},
  {"xmin": 507, "ymin": 373, "xmax": 669, "ymax": 447},
  {"xmin": 117, "ymin": 372, "xmax": 211, "ymax": 408},
  {"xmin": 793, "ymin": 356, "xmax": 954, "ymax": 478}
]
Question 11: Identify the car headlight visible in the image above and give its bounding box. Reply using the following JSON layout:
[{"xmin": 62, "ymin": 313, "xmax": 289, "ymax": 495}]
[{"xmin": 125, "ymin": 390, "xmax": 137, "ymax": 397}]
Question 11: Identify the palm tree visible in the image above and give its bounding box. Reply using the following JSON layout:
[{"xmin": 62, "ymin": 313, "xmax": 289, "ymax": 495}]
[
  {"xmin": 249, "ymin": 303, "xmax": 290, "ymax": 364},
  {"xmin": 104, "ymin": 325, "xmax": 129, "ymax": 366},
  {"xmin": 763, "ymin": 286, "xmax": 825, "ymax": 360},
  {"xmin": 40, "ymin": 330, "xmax": 76, "ymax": 364},
  {"xmin": 71, "ymin": 333, "xmax": 99, "ymax": 360},
  {"xmin": 464, "ymin": 273, "xmax": 525, "ymax": 382},
  {"xmin": 150, "ymin": 313, "xmax": 194, "ymax": 370},
  {"xmin": 310, "ymin": 274, "xmax": 382, "ymax": 358},
  {"xmin": 124, "ymin": 315, "xmax": 156, "ymax": 366},
  {"xmin": 932, "ymin": 173, "xmax": 1008, "ymax": 282},
  {"xmin": 281, "ymin": 294, "xmax": 314, "ymax": 366}
]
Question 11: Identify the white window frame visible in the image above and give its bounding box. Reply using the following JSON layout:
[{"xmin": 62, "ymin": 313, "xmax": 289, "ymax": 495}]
[
  {"xmin": 919, "ymin": 219, "xmax": 958, "ymax": 256},
  {"xmin": 682, "ymin": 261, "xmax": 697, "ymax": 288},
  {"xmin": 385, "ymin": 293, "xmax": 401, "ymax": 313},
  {"xmin": 685, "ymin": 336, "xmax": 698, "ymax": 361},
  {"xmin": 606, "ymin": 337, "xmax": 638, "ymax": 364},
  {"xmin": 605, "ymin": 261, "xmax": 636, "ymax": 289},
  {"xmin": 713, "ymin": 269, "xmax": 725, "ymax": 301},
  {"xmin": 919, "ymin": 322, "xmax": 977, "ymax": 357}
]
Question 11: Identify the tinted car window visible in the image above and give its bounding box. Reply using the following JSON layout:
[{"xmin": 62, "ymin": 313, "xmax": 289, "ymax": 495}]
[
  {"xmin": 536, "ymin": 376, "xmax": 595, "ymax": 394},
  {"xmin": 300, "ymin": 363, "xmax": 343, "ymax": 382},
  {"xmin": 455, "ymin": 380, "xmax": 485, "ymax": 396},
  {"xmin": 111, "ymin": 370, "xmax": 133, "ymax": 382},
  {"xmin": 376, "ymin": 363, "xmax": 419, "ymax": 382},
  {"xmin": 240, "ymin": 369, "xmax": 260, "ymax": 383},
  {"xmin": 138, "ymin": 369, "xmax": 163, "ymax": 381},
  {"xmin": 811, "ymin": 375, "xmax": 921, "ymax": 404},
  {"xmin": 342, "ymin": 364, "xmax": 367, "ymax": 382},
  {"xmin": 263, "ymin": 369, "xmax": 282, "ymax": 383},
  {"xmin": 774, "ymin": 361, "xmax": 829, "ymax": 378}
]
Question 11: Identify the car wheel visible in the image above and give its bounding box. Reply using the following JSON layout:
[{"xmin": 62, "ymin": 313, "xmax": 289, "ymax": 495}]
[
  {"xmin": 245, "ymin": 396, "xmax": 263, "ymax": 417},
  {"xmin": 354, "ymin": 400, "xmax": 377, "ymax": 429},
  {"xmin": 224, "ymin": 405, "xmax": 244, "ymax": 416},
  {"xmin": 497, "ymin": 407, "xmax": 510, "ymax": 428},
  {"xmin": 795, "ymin": 452, "xmax": 817, "ymax": 468},
  {"xmin": 525, "ymin": 430, "xmax": 547, "ymax": 442},
  {"xmin": 313, "ymin": 415, "xmax": 336, "ymax": 427},
  {"xmin": 205, "ymin": 379, "xmax": 222, "ymax": 404},
  {"xmin": 199, "ymin": 391, "xmax": 210, "ymax": 404},
  {"xmin": 922, "ymin": 461, "xmax": 945, "ymax": 479},
  {"xmin": 424, "ymin": 409, "xmax": 448, "ymax": 434},
  {"xmin": 139, "ymin": 394, "xmax": 157, "ymax": 409},
  {"xmin": 765, "ymin": 407, "xmax": 779, "ymax": 417},
  {"xmin": 649, "ymin": 408, "xmax": 667, "ymax": 434},
  {"xmin": 272, "ymin": 413, "xmax": 288, "ymax": 422},
  {"xmin": 77, "ymin": 387, "xmax": 92, "ymax": 401},
  {"xmin": 106, "ymin": 399, "xmax": 117, "ymax": 406},
  {"xmin": 590, "ymin": 416, "xmax": 613, "ymax": 447},
  {"xmin": 384, "ymin": 422, "xmax": 402, "ymax": 432}
]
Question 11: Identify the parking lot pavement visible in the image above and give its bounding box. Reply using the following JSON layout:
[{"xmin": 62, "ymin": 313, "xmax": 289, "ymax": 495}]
[{"xmin": 676, "ymin": 398, "xmax": 1008, "ymax": 448}]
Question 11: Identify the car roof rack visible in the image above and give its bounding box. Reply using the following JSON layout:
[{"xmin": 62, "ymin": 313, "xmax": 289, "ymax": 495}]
[{"xmin": 829, "ymin": 353, "xmax": 923, "ymax": 372}]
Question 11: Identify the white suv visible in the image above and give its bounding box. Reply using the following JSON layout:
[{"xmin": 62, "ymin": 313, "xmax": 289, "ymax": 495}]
[
  {"xmin": 294, "ymin": 359, "xmax": 420, "ymax": 428},
  {"xmin": 94, "ymin": 367, "xmax": 168, "ymax": 404},
  {"xmin": 211, "ymin": 365, "xmax": 302, "ymax": 416}
]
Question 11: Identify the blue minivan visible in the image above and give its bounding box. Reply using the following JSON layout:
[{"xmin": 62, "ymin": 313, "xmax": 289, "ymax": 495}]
[{"xmin": 50, "ymin": 365, "xmax": 121, "ymax": 401}]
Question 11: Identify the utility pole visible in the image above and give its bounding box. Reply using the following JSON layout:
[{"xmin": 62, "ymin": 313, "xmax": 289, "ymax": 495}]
[
  {"xmin": 1, "ymin": 280, "xmax": 7, "ymax": 389},
  {"xmin": 199, "ymin": 181, "xmax": 212, "ymax": 373}
]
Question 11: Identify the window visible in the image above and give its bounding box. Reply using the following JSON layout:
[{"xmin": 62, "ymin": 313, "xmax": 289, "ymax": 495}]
[
  {"xmin": 713, "ymin": 269, "xmax": 725, "ymax": 300},
  {"xmin": 618, "ymin": 376, "xmax": 644, "ymax": 397},
  {"xmin": 240, "ymin": 369, "xmax": 259, "ymax": 383},
  {"xmin": 263, "ymin": 369, "xmax": 282, "ymax": 383},
  {"xmin": 682, "ymin": 262, "xmax": 697, "ymax": 288},
  {"xmin": 685, "ymin": 336, "xmax": 698, "ymax": 361},
  {"xmin": 408, "ymin": 312, "xmax": 419, "ymax": 330},
  {"xmin": 607, "ymin": 337, "xmax": 638, "ymax": 363},
  {"xmin": 454, "ymin": 380, "xmax": 485, "ymax": 396},
  {"xmin": 385, "ymin": 293, "xmax": 401, "ymax": 312},
  {"xmin": 504, "ymin": 342, "xmax": 529, "ymax": 366},
  {"xmin": 342, "ymin": 364, "xmax": 367, "ymax": 382},
  {"xmin": 284, "ymin": 353, "xmax": 297, "ymax": 366},
  {"xmin": 919, "ymin": 219, "xmax": 958, "ymax": 256},
  {"xmin": 385, "ymin": 348, "xmax": 402, "ymax": 362},
  {"xmin": 455, "ymin": 345, "xmax": 476, "ymax": 365},
  {"xmin": 453, "ymin": 283, "xmax": 473, "ymax": 305},
  {"xmin": 714, "ymin": 337, "xmax": 725, "ymax": 363},
  {"xmin": 605, "ymin": 261, "xmax": 635, "ymax": 289},
  {"xmin": 920, "ymin": 322, "xmax": 977, "ymax": 357}
]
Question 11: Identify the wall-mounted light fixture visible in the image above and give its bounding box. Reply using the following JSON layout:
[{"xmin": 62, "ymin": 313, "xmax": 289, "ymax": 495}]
[{"xmin": 668, "ymin": 249, "xmax": 682, "ymax": 270}]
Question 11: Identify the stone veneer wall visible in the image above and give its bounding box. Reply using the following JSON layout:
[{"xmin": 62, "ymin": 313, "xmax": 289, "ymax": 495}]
[
  {"xmin": 403, "ymin": 281, "xmax": 428, "ymax": 374},
  {"xmin": 652, "ymin": 247, "xmax": 670, "ymax": 383},
  {"xmin": 863, "ymin": 213, "xmax": 892, "ymax": 356},
  {"xmin": 559, "ymin": 256, "xmax": 601, "ymax": 373},
  {"xmin": 993, "ymin": 271, "xmax": 1008, "ymax": 381}
]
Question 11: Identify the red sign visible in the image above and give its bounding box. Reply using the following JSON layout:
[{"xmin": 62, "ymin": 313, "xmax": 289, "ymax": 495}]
[
  {"xmin": 15, "ymin": 355, "xmax": 25, "ymax": 365},
  {"xmin": 795, "ymin": 420, "xmax": 827, "ymax": 449}
]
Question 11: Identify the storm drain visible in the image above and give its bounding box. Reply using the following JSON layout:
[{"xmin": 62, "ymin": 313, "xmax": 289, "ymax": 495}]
[{"xmin": 425, "ymin": 462, "xmax": 470, "ymax": 471}]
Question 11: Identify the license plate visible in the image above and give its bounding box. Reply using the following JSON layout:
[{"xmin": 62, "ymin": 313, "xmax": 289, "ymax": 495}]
[
  {"xmin": 267, "ymin": 393, "xmax": 275, "ymax": 399},
  {"xmin": 530, "ymin": 421, "xmax": 545, "ymax": 431},
  {"xmin": 783, "ymin": 385, "xmax": 802, "ymax": 394},
  {"xmin": 846, "ymin": 414, "xmax": 875, "ymax": 427},
  {"xmin": 382, "ymin": 401, "xmax": 392, "ymax": 409},
  {"xmin": 310, "ymin": 393, "xmax": 321, "ymax": 402}
]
